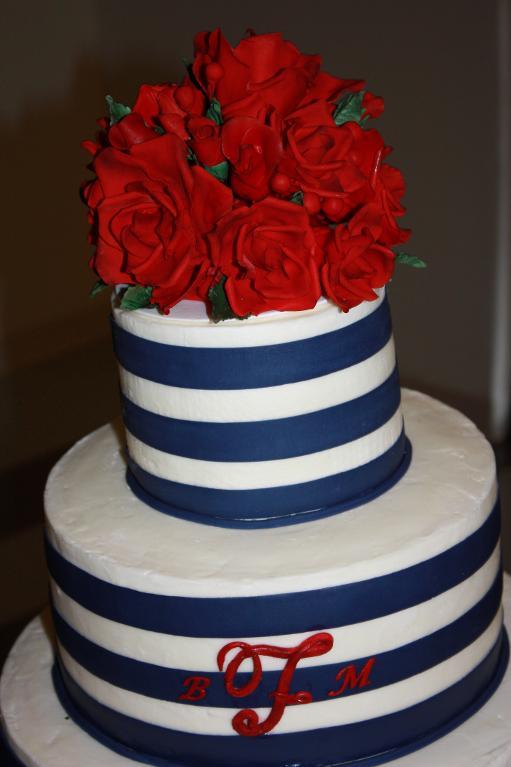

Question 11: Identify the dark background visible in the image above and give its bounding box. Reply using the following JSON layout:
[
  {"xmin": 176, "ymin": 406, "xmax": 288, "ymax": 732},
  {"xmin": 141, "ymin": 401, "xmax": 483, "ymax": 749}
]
[{"xmin": 1, "ymin": 0, "xmax": 510, "ymax": 661}]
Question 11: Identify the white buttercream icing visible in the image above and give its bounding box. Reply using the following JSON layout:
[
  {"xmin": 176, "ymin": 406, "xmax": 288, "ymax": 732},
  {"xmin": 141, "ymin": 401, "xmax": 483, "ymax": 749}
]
[
  {"xmin": 3, "ymin": 602, "xmax": 511, "ymax": 767},
  {"xmin": 45, "ymin": 390, "xmax": 497, "ymax": 599},
  {"xmin": 56, "ymin": 611, "xmax": 503, "ymax": 735},
  {"xmin": 118, "ymin": 337, "xmax": 396, "ymax": 422},
  {"xmin": 113, "ymin": 291, "xmax": 384, "ymax": 348},
  {"xmin": 50, "ymin": 544, "xmax": 500, "ymax": 673}
]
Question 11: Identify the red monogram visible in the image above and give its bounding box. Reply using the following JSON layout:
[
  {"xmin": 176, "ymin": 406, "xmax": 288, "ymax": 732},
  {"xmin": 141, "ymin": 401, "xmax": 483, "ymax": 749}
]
[
  {"xmin": 217, "ymin": 632, "xmax": 334, "ymax": 736},
  {"xmin": 178, "ymin": 675, "xmax": 211, "ymax": 701},
  {"xmin": 328, "ymin": 658, "xmax": 376, "ymax": 697}
]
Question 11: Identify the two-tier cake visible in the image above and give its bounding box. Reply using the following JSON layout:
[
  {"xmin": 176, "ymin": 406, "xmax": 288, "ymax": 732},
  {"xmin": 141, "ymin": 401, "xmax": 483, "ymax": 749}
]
[{"xmin": 1, "ymin": 28, "xmax": 508, "ymax": 767}]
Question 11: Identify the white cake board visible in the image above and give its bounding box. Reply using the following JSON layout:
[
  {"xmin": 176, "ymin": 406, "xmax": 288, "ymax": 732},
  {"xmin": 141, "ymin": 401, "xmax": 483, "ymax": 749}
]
[{"xmin": 2, "ymin": 576, "xmax": 511, "ymax": 767}]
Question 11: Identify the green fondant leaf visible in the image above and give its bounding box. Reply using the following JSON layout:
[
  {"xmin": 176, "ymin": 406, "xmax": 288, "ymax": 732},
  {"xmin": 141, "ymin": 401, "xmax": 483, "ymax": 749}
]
[
  {"xmin": 395, "ymin": 252, "xmax": 427, "ymax": 268},
  {"xmin": 187, "ymin": 148, "xmax": 199, "ymax": 165},
  {"xmin": 206, "ymin": 98, "xmax": 223, "ymax": 125},
  {"xmin": 154, "ymin": 125, "xmax": 165, "ymax": 136},
  {"xmin": 205, "ymin": 160, "xmax": 229, "ymax": 182},
  {"xmin": 89, "ymin": 278, "xmax": 108, "ymax": 297},
  {"xmin": 120, "ymin": 285, "xmax": 153, "ymax": 311},
  {"xmin": 208, "ymin": 276, "xmax": 248, "ymax": 322},
  {"xmin": 289, "ymin": 191, "xmax": 304, "ymax": 205},
  {"xmin": 333, "ymin": 90, "xmax": 366, "ymax": 126},
  {"xmin": 106, "ymin": 95, "xmax": 131, "ymax": 126}
]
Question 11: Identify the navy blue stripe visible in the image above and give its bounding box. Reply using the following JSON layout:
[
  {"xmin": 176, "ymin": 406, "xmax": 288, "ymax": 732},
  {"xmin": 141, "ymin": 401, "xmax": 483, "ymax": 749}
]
[
  {"xmin": 46, "ymin": 499, "xmax": 500, "ymax": 638},
  {"xmin": 126, "ymin": 431, "xmax": 410, "ymax": 525},
  {"xmin": 52, "ymin": 572, "xmax": 502, "ymax": 707},
  {"xmin": 122, "ymin": 369, "xmax": 401, "ymax": 462},
  {"xmin": 53, "ymin": 631, "xmax": 509, "ymax": 767},
  {"xmin": 112, "ymin": 297, "xmax": 392, "ymax": 390}
]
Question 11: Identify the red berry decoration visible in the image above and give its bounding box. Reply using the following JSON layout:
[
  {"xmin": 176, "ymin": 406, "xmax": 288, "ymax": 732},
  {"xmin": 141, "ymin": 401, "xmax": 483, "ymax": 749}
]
[
  {"xmin": 322, "ymin": 197, "xmax": 344, "ymax": 220},
  {"xmin": 175, "ymin": 85, "xmax": 195, "ymax": 110},
  {"xmin": 206, "ymin": 62, "xmax": 224, "ymax": 82},
  {"xmin": 303, "ymin": 192, "xmax": 321, "ymax": 215},
  {"xmin": 271, "ymin": 173, "xmax": 291, "ymax": 194}
]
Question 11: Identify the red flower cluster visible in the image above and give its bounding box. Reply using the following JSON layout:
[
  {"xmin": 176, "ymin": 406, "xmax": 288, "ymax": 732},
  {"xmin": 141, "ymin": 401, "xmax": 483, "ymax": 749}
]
[{"xmin": 83, "ymin": 29, "xmax": 410, "ymax": 317}]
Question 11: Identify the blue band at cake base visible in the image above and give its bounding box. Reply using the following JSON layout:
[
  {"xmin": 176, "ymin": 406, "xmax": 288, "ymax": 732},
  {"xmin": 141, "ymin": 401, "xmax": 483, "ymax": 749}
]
[
  {"xmin": 125, "ymin": 434, "xmax": 412, "ymax": 528},
  {"xmin": 52, "ymin": 630, "xmax": 509, "ymax": 767}
]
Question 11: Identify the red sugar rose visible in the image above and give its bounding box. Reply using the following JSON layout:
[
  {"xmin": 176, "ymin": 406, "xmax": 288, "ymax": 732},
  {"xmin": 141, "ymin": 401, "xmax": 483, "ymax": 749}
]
[
  {"xmin": 193, "ymin": 29, "xmax": 320, "ymax": 119},
  {"xmin": 299, "ymin": 72, "xmax": 368, "ymax": 109},
  {"xmin": 193, "ymin": 28, "xmax": 249, "ymax": 104},
  {"xmin": 187, "ymin": 116, "xmax": 224, "ymax": 166},
  {"xmin": 373, "ymin": 164, "xmax": 411, "ymax": 245},
  {"xmin": 209, "ymin": 198, "xmax": 321, "ymax": 316},
  {"xmin": 132, "ymin": 80, "xmax": 205, "ymax": 140},
  {"xmin": 319, "ymin": 205, "xmax": 396, "ymax": 311},
  {"xmin": 107, "ymin": 113, "xmax": 157, "ymax": 150},
  {"xmin": 284, "ymin": 121, "xmax": 383, "ymax": 216},
  {"xmin": 82, "ymin": 29, "xmax": 414, "ymax": 317},
  {"xmin": 222, "ymin": 117, "xmax": 283, "ymax": 201},
  {"xmin": 87, "ymin": 133, "xmax": 232, "ymax": 311}
]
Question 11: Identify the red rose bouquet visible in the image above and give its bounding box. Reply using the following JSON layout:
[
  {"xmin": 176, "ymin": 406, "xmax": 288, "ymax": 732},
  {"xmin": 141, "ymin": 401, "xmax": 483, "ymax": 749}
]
[{"xmin": 83, "ymin": 29, "xmax": 424, "ymax": 319}]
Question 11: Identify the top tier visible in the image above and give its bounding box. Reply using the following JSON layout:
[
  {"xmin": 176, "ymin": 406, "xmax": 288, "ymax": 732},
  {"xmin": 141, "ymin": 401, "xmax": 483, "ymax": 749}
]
[{"xmin": 112, "ymin": 290, "xmax": 410, "ymax": 528}]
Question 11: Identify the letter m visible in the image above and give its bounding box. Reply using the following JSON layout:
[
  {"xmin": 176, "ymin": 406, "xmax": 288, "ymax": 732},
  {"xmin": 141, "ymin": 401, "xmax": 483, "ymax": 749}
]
[{"xmin": 328, "ymin": 657, "xmax": 375, "ymax": 698}]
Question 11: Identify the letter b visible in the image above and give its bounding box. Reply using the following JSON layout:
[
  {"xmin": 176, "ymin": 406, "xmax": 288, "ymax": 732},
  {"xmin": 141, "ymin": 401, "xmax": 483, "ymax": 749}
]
[{"xmin": 179, "ymin": 675, "xmax": 211, "ymax": 701}]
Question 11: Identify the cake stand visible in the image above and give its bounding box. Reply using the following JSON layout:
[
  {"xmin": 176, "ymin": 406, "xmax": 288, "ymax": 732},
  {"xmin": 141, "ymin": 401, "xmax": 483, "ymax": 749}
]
[{"xmin": 2, "ymin": 575, "xmax": 511, "ymax": 767}]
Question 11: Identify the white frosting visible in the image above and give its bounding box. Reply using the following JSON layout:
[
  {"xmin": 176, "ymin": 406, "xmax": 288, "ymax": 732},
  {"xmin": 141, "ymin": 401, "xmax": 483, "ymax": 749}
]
[
  {"xmin": 119, "ymin": 337, "xmax": 396, "ymax": 422},
  {"xmin": 125, "ymin": 407, "xmax": 403, "ymax": 490},
  {"xmin": 113, "ymin": 291, "xmax": 384, "ymax": 348},
  {"xmin": 115, "ymin": 287, "xmax": 401, "ymax": 502},
  {"xmin": 45, "ymin": 390, "xmax": 497, "ymax": 599},
  {"xmin": 3, "ymin": 603, "xmax": 511, "ymax": 767},
  {"xmin": 41, "ymin": 388, "xmax": 504, "ymax": 741},
  {"xmin": 50, "ymin": 544, "xmax": 500, "ymax": 673},
  {"xmin": 56, "ymin": 611, "xmax": 503, "ymax": 736},
  {"xmin": 0, "ymin": 614, "xmax": 142, "ymax": 767}
]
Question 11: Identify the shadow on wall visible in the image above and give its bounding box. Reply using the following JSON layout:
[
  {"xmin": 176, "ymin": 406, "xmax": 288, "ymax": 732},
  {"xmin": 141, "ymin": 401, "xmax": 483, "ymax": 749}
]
[
  {"xmin": 0, "ymin": 56, "xmax": 117, "ymax": 639},
  {"xmin": 0, "ymin": 28, "xmax": 187, "ymax": 640},
  {"xmin": 0, "ymin": 42, "xmax": 187, "ymax": 488},
  {"xmin": 0, "ymin": 55, "xmax": 117, "ymax": 516}
]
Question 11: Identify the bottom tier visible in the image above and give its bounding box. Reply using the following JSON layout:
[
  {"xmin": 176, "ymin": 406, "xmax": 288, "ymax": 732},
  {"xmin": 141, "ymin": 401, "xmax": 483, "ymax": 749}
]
[
  {"xmin": 1, "ymin": 601, "xmax": 510, "ymax": 767},
  {"xmin": 18, "ymin": 391, "xmax": 511, "ymax": 765}
]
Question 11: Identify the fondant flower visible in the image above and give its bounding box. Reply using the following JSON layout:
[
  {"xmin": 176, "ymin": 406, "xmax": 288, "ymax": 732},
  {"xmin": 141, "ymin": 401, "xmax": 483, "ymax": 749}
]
[
  {"xmin": 187, "ymin": 116, "xmax": 224, "ymax": 166},
  {"xmin": 82, "ymin": 81, "xmax": 206, "ymax": 155},
  {"xmin": 132, "ymin": 80, "xmax": 205, "ymax": 139},
  {"xmin": 319, "ymin": 206, "xmax": 396, "ymax": 311},
  {"xmin": 373, "ymin": 164, "xmax": 411, "ymax": 245},
  {"xmin": 209, "ymin": 198, "xmax": 321, "ymax": 316},
  {"xmin": 278, "ymin": 121, "xmax": 384, "ymax": 221},
  {"xmin": 86, "ymin": 133, "xmax": 232, "ymax": 311},
  {"xmin": 106, "ymin": 113, "xmax": 157, "ymax": 150},
  {"xmin": 82, "ymin": 28, "xmax": 415, "ymax": 317},
  {"xmin": 221, "ymin": 117, "xmax": 282, "ymax": 201},
  {"xmin": 193, "ymin": 29, "xmax": 320, "ymax": 119}
]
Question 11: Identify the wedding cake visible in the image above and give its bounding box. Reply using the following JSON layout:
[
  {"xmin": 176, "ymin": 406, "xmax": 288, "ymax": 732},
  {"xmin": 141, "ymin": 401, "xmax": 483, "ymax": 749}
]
[{"xmin": 1, "ymin": 28, "xmax": 508, "ymax": 767}]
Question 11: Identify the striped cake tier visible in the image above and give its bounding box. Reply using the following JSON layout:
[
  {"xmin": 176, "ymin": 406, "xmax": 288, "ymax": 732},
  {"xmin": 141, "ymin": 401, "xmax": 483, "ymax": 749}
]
[
  {"xmin": 111, "ymin": 290, "xmax": 411, "ymax": 528},
  {"xmin": 44, "ymin": 390, "xmax": 508, "ymax": 767}
]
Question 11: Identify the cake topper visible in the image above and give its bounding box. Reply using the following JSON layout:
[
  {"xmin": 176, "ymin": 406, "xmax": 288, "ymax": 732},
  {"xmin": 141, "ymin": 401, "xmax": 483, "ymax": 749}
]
[{"xmin": 82, "ymin": 29, "xmax": 425, "ymax": 320}]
